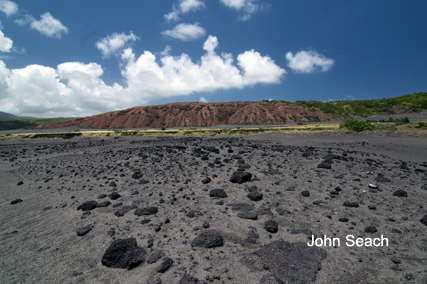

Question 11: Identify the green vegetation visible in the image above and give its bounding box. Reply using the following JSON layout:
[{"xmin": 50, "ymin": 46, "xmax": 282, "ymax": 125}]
[
  {"xmin": 415, "ymin": 122, "xmax": 427, "ymax": 128},
  {"xmin": 263, "ymin": 92, "xmax": 427, "ymax": 118},
  {"xmin": 339, "ymin": 119, "xmax": 376, "ymax": 132},
  {"xmin": 297, "ymin": 122, "xmax": 303, "ymax": 125},
  {"xmin": 379, "ymin": 117, "xmax": 410, "ymax": 124},
  {"xmin": 161, "ymin": 126, "xmax": 166, "ymax": 130},
  {"xmin": 279, "ymin": 116, "xmax": 287, "ymax": 123},
  {"xmin": 0, "ymin": 117, "xmax": 78, "ymax": 131},
  {"xmin": 214, "ymin": 115, "xmax": 222, "ymax": 122},
  {"xmin": 261, "ymin": 109, "xmax": 266, "ymax": 113}
]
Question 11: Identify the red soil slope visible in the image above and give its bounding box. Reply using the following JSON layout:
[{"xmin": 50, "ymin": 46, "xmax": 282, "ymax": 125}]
[{"xmin": 29, "ymin": 101, "xmax": 339, "ymax": 130}]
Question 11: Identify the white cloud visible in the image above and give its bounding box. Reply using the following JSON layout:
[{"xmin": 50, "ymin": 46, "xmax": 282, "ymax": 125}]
[
  {"xmin": 220, "ymin": 0, "xmax": 259, "ymax": 21},
  {"xmin": 0, "ymin": 29, "xmax": 13, "ymax": 52},
  {"xmin": 0, "ymin": 0, "xmax": 18, "ymax": 16},
  {"xmin": 162, "ymin": 23, "xmax": 206, "ymax": 41},
  {"xmin": 0, "ymin": 35, "xmax": 285, "ymax": 117},
  {"xmin": 164, "ymin": 10, "xmax": 180, "ymax": 23},
  {"xmin": 286, "ymin": 50, "xmax": 334, "ymax": 73},
  {"xmin": 180, "ymin": 0, "xmax": 205, "ymax": 13},
  {"xmin": 164, "ymin": 0, "xmax": 205, "ymax": 23},
  {"xmin": 96, "ymin": 32, "xmax": 139, "ymax": 58},
  {"xmin": 30, "ymin": 12, "xmax": 68, "ymax": 39},
  {"xmin": 200, "ymin": 96, "xmax": 208, "ymax": 103}
]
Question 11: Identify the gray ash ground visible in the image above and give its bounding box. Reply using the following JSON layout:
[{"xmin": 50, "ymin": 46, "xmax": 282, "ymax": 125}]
[{"xmin": 1, "ymin": 134, "xmax": 427, "ymax": 283}]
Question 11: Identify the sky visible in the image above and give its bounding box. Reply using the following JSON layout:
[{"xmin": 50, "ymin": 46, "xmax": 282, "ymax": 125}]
[{"xmin": 0, "ymin": 0, "xmax": 426, "ymax": 118}]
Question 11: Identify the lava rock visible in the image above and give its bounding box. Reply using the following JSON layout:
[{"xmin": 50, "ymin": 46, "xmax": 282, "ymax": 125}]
[
  {"xmin": 393, "ymin": 190, "xmax": 408, "ymax": 197},
  {"xmin": 10, "ymin": 198, "xmax": 23, "ymax": 205},
  {"xmin": 147, "ymin": 250, "xmax": 165, "ymax": 264},
  {"xmin": 209, "ymin": 188, "xmax": 228, "ymax": 198},
  {"xmin": 114, "ymin": 205, "xmax": 137, "ymax": 217},
  {"xmin": 109, "ymin": 192, "xmax": 121, "ymax": 200},
  {"xmin": 365, "ymin": 226, "xmax": 378, "ymax": 233},
  {"xmin": 76, "ymin": 224, "xmax": 93, "ymax": 236},
  {"xmin": 156, "ymin": 257, "xmax": 173, "ymax": 273},
  {"xmin": 77, "ymin": 200, "xmax": 98, "ymax": 211},
  {"xmin": 264, "ymin": 220, "xmax": 278, "ymax": 233},
  {"xmin": 237, "ymin": 211, "xmax": 258, "ymax": 220},
  {"xmin": 376, "ymin": 174, "xmax": 391, "ymax": 182},
  {"xmin": 230, "ymin": 171, "xmax": 252, "ymax": 184},
  {"xmin": 317, "ymin": 161, "xmax": 332, "ymax": 169},
  {"xmin": 301, "ymin": 190, "xmax": 310, "ymax": 197},
  {"xmin": 202, "ymin": 177, "xmax": 211, "ymax": 184},
  {"xmin": 132, "ymin": 172, "xmax": 143, "ymax": 179},
  {"xmin": 101, "ymin": 238, "xmax": 146, "ymax": 270},
  {"xmin": 247, "ymin": 192, "xmax": 263, "ymax": 201},
  {"xmin": 191, "ymin": 231, "xmax": 224, "ymax": 248},
  {"xmin": 134, "ymin": 207, "xmax": 158, "ymax": 216},
  {"xmin": 420, "ymin": 215, "xmax": 427, "ymax": 226},
  {"xmin": 343, "ymin": 201, "xmax": 359, "ymax": 208},
  {"xmin": 97, "ymin": 201, "xmax": 112, "ymax": 208}
]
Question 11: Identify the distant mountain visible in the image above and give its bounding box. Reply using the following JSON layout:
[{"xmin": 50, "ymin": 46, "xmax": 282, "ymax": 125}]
[
  {"xmin": 27, "ymin": 101, "xmax": 339, "ymax": 130},
  {"xmin": 0, "ymin": 111, "xmax": 19, "ymax": 120},
  {"xmin": 23, "ymin": 92, "xmax": 427, "ymax": 131}
]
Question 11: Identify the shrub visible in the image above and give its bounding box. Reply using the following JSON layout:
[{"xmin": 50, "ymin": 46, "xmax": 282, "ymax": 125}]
[
  {"xmin": 280, "ymin": 116, "xmax": 287, "ymax": 123},
  {"xmin": 415, "ymin": 122, "xmax": 427, "ymax": 128},
  {"xmin": 339, "ymin": 119, "xmax": 376, "ymax": 132},
  {"xmin": 161, "ymin": 126, "xmax": 166, "ymax": 130},
  {"xmin": 297, "ymin": 122, "xmax": 303, "ymax": 125}
]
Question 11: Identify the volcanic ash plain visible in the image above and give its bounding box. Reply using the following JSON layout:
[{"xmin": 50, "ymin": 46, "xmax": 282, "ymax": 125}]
[{"xmin": 1, "ymin": 134, "xmax": 427, "ymax": 284}]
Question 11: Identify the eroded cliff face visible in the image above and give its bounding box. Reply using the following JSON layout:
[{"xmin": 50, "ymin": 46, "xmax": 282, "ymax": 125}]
[{"xmin": 29, "ymin": 101, "xmax": 339, "ymax": 130}]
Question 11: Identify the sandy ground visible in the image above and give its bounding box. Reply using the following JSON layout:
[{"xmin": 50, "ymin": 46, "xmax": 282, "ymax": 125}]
[{"xmin": 1, "ymin": 132, "xmax": 427, "ymax": 284}]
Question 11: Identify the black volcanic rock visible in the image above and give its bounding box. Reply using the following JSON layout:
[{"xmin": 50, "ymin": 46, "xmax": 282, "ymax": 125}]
[
  {"xmin": 131, "ymin": 172, "xmax": 143, "ymax": 179},
  {"xmin": 264, "ymin": 220, "xmax": 278, "ymax": 233},
  {"xmin": 101, "ymin": 238, "xmax": 146, "ymax": 270},
  {"xmin": 209, "ymin": 188, "xmax": 228, "ymax": 198},
  {"xmin": 114, "ymin": 205, "xmax": 137, "ymax": 217},
  {"xmin": 156, "ymin": 257, "xmax": 173, "ymax": 273},
  {"xmin": 420, "ymin": 215, "xmax": 427, "ymax": 226},
  {"xmin": 243, "ymin": 240, "xmax": 327, "ymax": 283},
  {"xmin": 201, "ymin": 177, "xmax": 211, "ymax": 184},
  {"xmin": 393, "ymin": 190, "xmax": 408, "ymax": 197},
  {"xmin": 97, "ymin": 200, "xmax": 112, "ymax": 208},
  {"xmin": 134, "ymin": 207, "xmax": 158, "ymax": 216},
  {"xmin": 191, "ymin": 231, "xmax": 224, "ymax": 248},
  {"xmin": 179, "ymin": 274, "xmax": 208, "ymax": 284},
  {"xmin": 365, "ymin": 226, "xmax": 378, "ymax": 233},
  {"xmin": 109, "ymin": 192, "xmax": 121, "ymax": 200},
  {"xmin": 10, "ymin": 198, "xmax": 23, "ymax": 205},
  {"xmin": 343, "ymin": 201, "xmax": 359, "ymax": 208},
  {"xmin": 247, "ymin": 191, "xmax": 263, "ymax": 201},
  {"xmin": 376, "ymin": 173, "xmax": 391, "ymax": 182},
  {"xmin": 77, "ymin": 201, "xmax": 98, "ymax": 211},
  {"xmin": 230, "ymin": 171, "xmax": 252, "ymax": 183},
  {"xmin": 147, "ymin": 250, "xmax": 164, "ymax": 264},
  {"xmin": 76, "ymin": 224, "xmax": 93, "ymax": 236},
  {"xmin": 237, "ymin": 211, "xmax": 258, "ymax": 220},
  {"xmin": 301, "ymin": 190, "xmax": 310, "ymax": 197},
  {"xmin": 317, "ymin": 161, "xmax": 332, "ymax": 169}
]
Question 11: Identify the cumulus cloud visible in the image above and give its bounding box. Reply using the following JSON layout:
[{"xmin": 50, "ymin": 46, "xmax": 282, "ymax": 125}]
[
  {"xmin": 96, "ymin": 32, "xmax": 139, "ymax": 58},
  {"xmin": 0, "ymin": 0, "xmax": 18, "ymax": 16},
  {"xmin": 164, "ymin": 0, "xmax": 205, "ymax": 23},
  {"xmin": 200, "ymin": 96, "xmax": 208, "ymax": 103},
  {"xmin": 0, "ymin": 35, "xmax": 285, "ymax": 117},
  {"xmin": 0, "ymin": 29, "xmax": 13, "ymax": 52},
  {"xmin": 220, "ymin": 0, "xmax": 260, "ymax": 21},
  {"xmin": 30, "ymin": 12, "xmax": 68, "ymax": 39},
  {"xmin": 180, "ymin": 0, "xmax": 205, "ymax": 13},
  {"xmin": 286, "ymin": 50, "xmax": 334, "ymax": 73},
  {"xmin": 162, "ymin": 23, "xmax": 206, "ymax": 41}
]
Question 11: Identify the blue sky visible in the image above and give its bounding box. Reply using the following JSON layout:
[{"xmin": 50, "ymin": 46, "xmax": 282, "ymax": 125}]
[{"xmin": 0, "ymin": 0, "xmax": 426, "ymax": 117}]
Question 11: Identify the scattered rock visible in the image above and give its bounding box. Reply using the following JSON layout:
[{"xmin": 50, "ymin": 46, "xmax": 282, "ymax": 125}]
[
  {"xmin": 393, "ymin": 190, "xmax": 408, "ymax": 197},
  {"xmin": 420, "ymin": 215, "xmax": 427, "ymax": 226},
  {"xmin": 10, "ymin": 198, "xmax": 23, "ymax": 205},
  {"xmin": 101, "ymin": 238, "xmax": 146, "ymax": 270},
  {"xmin": 237, "ymin": 211, "xmax": 258, "ymax": 220},
  {"xmin": 77, "ymin": 201, "xmax": 98, "ymax": 211},
  {"xmin": 134, "ymin": 207, "xmax": 158, "ymax": 216},
  {"xmin": 264, "ymin": 220, "xmax": 278, "ymax": 233},
  {"xmin": 109, "ymin": 192, "xmax": 121, "ymax": 200},
  {"xmin": 365, "ymin": 226, "xmax": 378, "ymax": 233},
  {"xmin": 156, "ymin": 257, "xmax": 173, "ymax": 273},
  {"xmin": 243, "ymin": 240, "xmax": 327, "ymax": 283},
  {"xmin": 230, "ymin": 171, "xmax": 252, "ymax": 183},
  {"xmin": 209, "ymin": 188, "xmax": 228, "ymax": 198},
  {"xmin": 202, "ymin": 177, "xmax": 211, "ymax": 184},
  {"xmin": 301, "ymin": 190, "xmax": 310, "ymax": 197},
  {"xmin": 147, "ymin": 250, "xmax": 165, "ymax": 264},
  {"xmin": 191, "ymin": 231, "xmax": 224, "ymax": 248},
  {"xmin": 97, "ymin": 201, "xmax": 111, "ymax": 208},
  {"xmin": 247, "ymin": 192, "xmax": 263, "ymax": 201},
  {"xmin": 343, "ymin": 201, "xmax": 359, "ymax": 208},
  {"xmin": 76, "ymin": 224, "xmax": 93, "ymax": 236}
]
